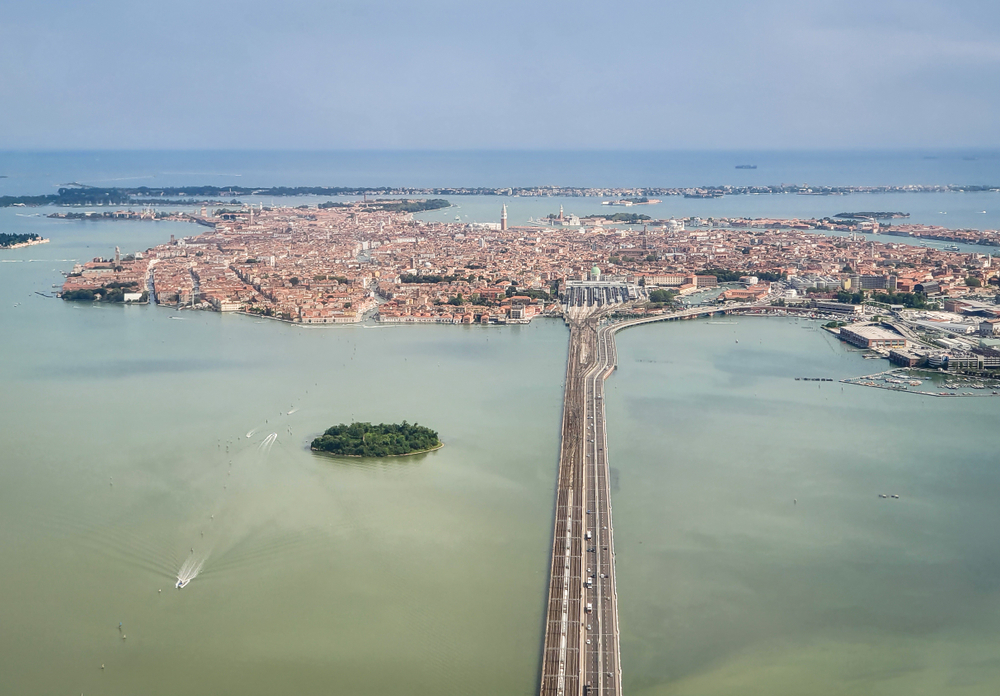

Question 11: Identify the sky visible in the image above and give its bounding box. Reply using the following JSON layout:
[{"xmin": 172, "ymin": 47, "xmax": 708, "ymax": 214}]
[{"xmin": 1, "ymin": 0, "xmax": 999, "ymax": 150}]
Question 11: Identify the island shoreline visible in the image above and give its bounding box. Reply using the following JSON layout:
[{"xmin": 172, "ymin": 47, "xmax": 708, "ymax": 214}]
[
  {"xmin": 1, "ymin": 238, "xmax": 50, "ymax": 250},
  {"xmin": 309, "ymin": 442, "xmax": 444, "ymax": 459}
]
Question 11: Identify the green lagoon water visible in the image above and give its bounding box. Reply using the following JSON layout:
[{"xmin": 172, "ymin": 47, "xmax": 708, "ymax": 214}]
[
  {"xmin": 2, "ymin": 210, "xmax": 1000, "ymax": 695},
  {"xmin": 609, "ymin": 320, "xmax": 1000, "ymax": 696}
]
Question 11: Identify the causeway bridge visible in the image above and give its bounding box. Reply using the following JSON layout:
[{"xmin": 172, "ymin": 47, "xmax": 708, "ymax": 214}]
[
  {"xmin": 540, "ymin": 300, "xmax": 769, "ymax": 695},
  {"xmin": 539, "ymin": 310, "xmax": 621, "ymax": 696}
]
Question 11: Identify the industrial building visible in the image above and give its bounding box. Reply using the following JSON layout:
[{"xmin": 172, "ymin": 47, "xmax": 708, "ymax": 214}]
[
  {"xmin": 813, "ymin": 300, "xmax": 863, "ymax": 315},
  {"xmin": 889, "ymin": 349, "xmax": 923, "ymax": 367},
  {"xmin": 839, "ymin": 324, "xmax": 907, "ymax": 349},
  {"xmin": 845, "ymin": 274, "xmax": 897, "ymax": 291}
]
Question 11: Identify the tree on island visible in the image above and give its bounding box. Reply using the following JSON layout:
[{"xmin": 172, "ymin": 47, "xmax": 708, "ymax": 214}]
[
  {"xmin": 318, "ymin": 198, "xmax": 450, "ymax": 214},
  {"xmin": 0, "ymin": 232, "xmax": 40, "ymax": 247},
  {"xmin": 311, "ymin": 422, "xmax": 440, "ymax": 458}
]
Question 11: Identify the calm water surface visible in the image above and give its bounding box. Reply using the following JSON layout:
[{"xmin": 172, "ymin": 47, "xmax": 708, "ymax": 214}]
[
  {"xmin": 2, "ymin": 149, "xmax": 999, "ymax": 192},
  {"xmin": 0, "ymin": 217, "xmax": 567, "ymax": 695},
  {"xmin": 2, "ymin": 199, "xmax": 999, "ymax": 694},
  {"xmin": 608, "ymin": 319, "xmax": 1000, "ymax": 696}
]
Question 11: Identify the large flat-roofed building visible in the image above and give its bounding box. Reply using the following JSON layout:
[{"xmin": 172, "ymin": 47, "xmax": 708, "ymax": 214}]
[
  {"xmin": 847, "ymin": 274, "xmax": 898, "ymax": 291},
  {"xmin": 889, "ymin": 349, "xmax": 923, "ymax": 367},
  {"xmin": 644, "ymin": 274, "xmax": 687, "ymax": 287},
  {"xmin": 972, "ymin": 348, "xmax": 1000, "ymax": 369},
  {"xmin": 814, "ymin": 300, "xmax": 863, "ymax": 315},
  {"xmin": 721, "ymin": 284, "xmax": 769, "ymax": 301},
  {"xmin": 980, "ymin": 319, "xmax": 1000, "ymax": 337},
  {"xmin": 839, "ymin": 324, "xmax": 907, "ymax": 349},
  {"xmin": 947, "ymin": 353, "xmax": 983, "ymax": 370}
]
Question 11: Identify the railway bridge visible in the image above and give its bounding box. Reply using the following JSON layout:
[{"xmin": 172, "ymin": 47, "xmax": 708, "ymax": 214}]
[{"xmin": 540, "ymin": 300, "xmax": 770, "ymax": 695}]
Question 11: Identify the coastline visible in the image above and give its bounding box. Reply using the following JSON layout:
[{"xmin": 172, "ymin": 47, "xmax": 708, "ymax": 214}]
[
  {"xmin": 1, "ymin": 238, "xmax": 49, "ymax": 250},
  {"xmin": 309, "ymin": 442, "xmax": 444, "ymax": 459}
]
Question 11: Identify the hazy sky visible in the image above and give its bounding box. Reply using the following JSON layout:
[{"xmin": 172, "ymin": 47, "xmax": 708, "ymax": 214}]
[{"xmin": 2, "ymin": 0, "xmax": 999, "ymax": 150}]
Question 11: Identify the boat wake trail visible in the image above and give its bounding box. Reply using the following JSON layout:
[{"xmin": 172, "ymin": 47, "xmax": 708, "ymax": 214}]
[
  {"xmin": 258, "ymin": 432, "xmax": 278, "ymax": 454},
  {"xmin": 176, "ymin": 553, "xmax": 208, "ymax": 589},
  {"xmin": 246, "ymin": 428, "xmax": 257, "ymax": 439}
]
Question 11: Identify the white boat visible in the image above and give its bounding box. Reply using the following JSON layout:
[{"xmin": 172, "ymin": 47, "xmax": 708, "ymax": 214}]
[{"xmin": 176, "ymin": 578, "xmax": 190, "ymax": 589}]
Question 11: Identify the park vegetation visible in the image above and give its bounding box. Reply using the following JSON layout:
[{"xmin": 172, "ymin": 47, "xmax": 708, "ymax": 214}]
[
  {"xmin": 701, "ymin": 268, "xmax": 785, "ymax": 282},
  {"xmin": 835, "ymin": 289, "xmax": 938, "ymax": 309},
  {"xmin": 647, "ymin": 289, "xmax": 677, "ymax": 304},
  {"xmin": 62, "ymin": 282, "xmax": 145, "ymax": 303},
  {"xmin": 311, "ymin": 422, "xmax": 441, "ymax": 458}
]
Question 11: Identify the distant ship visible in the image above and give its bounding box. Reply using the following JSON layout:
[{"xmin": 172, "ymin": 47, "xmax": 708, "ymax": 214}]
[{"xmin": 735, "ymin": 164, "xmax": 757, "ymax": 169}]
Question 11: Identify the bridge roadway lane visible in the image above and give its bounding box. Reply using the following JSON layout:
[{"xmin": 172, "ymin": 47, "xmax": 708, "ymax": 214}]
[
  {"xmin": 581, "ymin": 318, "xmax": 623, "ymax": 695},
  {"xmin": 540, "ymin": 315, "xmax": 622, "ymax": 696},
  {"xmin": 541, "ymin": 301, "xmax": 768, "ymax": 696}
]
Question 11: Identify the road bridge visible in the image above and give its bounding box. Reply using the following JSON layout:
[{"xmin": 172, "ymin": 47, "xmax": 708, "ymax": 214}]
[
  {"xmin": 540, "ymin": 306, "xmax": 623, "ymax": 696},
  {"xmin": 541, "ymin": 299, "xmax": 772, "ymax": 696}
]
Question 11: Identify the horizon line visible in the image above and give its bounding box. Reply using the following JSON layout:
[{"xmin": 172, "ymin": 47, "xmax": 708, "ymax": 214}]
[{"xmin": 2, "ymin": 146, "xmax": 1000, "ymax": 155}]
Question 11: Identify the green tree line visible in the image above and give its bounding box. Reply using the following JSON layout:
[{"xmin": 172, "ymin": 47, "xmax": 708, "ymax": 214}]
[
  {"xmin": 319, "ymin": 199, "xmax": 450, "ymax": 213},
  {"xmin": 701, "ymin": 268, "xmax": 785, "ymax": 282},
  {"xmin": 311, "ymin": 422, "xmax": 440, "ymax": 457},
  {"xmin": 0, "ymin": 233, "xmax": 40, "ymax": 246}
]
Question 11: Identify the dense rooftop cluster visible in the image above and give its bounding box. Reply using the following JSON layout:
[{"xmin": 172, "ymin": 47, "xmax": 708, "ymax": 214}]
[{"xmin": 59, "ymin": 202, "xmax": 999, "ymax": 321}]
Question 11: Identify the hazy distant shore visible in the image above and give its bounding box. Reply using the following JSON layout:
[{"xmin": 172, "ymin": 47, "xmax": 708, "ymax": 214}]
[{"xmin": 3, "ymin": 182, "xmax": 1000, "ymax": 208}]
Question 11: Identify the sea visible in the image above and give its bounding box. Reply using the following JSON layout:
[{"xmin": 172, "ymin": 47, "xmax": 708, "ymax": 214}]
[{"xmin": 1, "ymin": 150, "xmax": 999, "ymax": 695}]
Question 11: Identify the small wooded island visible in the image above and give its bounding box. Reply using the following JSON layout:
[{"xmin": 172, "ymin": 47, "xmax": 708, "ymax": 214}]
[
  {"xmin": 1, "ymin": 232, "xmax": 47, "ymax": 249},
  {"xmin": 311, "ymin": 422, "xmax": 441, "ymax": 458}
]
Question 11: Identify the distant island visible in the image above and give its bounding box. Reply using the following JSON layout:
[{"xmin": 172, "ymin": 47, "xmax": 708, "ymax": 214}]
[
  {"xmin": 0, "ymin": 232, "xmax": 49, "ymax": 249},
  {"xmin": 311, "ymin": 422, "xmax": 442, "ymax": 458},
  {"xmin": 592, "ymin": 212, "xmax": 652, "ymax": 223},
  {"xmin": 3, "ymin": 183, "xmax": 1000, "ymax": 209},
  {"xmin": 835, "ymin": 211, "xmax": 910, "ymax": 219},
  {"xmin": 318, "ymin": 198, "xmax": 450, "ymax": 213},
  {"xmin": 602, "ymin": 197, "xmax": 661, "ymax": 206}
]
